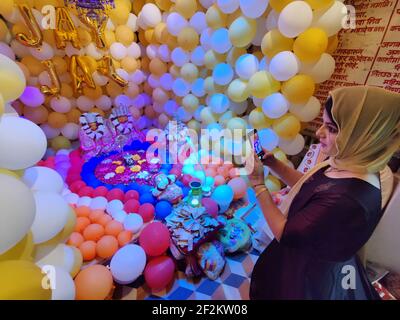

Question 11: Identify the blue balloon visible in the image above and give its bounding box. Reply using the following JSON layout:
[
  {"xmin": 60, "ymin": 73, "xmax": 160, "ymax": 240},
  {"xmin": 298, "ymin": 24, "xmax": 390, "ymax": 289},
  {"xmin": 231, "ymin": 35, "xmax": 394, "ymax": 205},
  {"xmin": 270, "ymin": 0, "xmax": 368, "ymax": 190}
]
[
  {"xmin": 155, "ymin": 201, "xmax": 173, "ymax": 221},
  {"xmin": 182, "ymin": 187, "xmax": 190, "ymax": 197},
  {"xmin": 139, "ymin": 193, "xmax": 156, "ymax": 205},
  {"xmin": 211, "ymin": 185, "xmax": 234, "ymax": 205}
]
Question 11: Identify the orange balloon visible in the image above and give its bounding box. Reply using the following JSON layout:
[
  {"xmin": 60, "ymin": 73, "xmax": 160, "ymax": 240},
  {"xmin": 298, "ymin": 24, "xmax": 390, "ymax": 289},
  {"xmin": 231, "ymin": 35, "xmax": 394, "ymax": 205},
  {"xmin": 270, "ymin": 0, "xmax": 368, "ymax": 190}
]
[
  {"xmin": 75, "ymin": 217, "xmax": 91, "ymax": 233},
  {"xmin": 76, "ymin": 206, "xmax": 91, "ymax": 218},
  {"xmin": 67, "ymin": 232, "xmax": 84, "ymax": 248},
  {"xmin": 23, "ymin": 105, "xmax": 48, "ymax": 124},
  {"xmin": 96, "ymin": 235, "xmax": 119, "ymax": 259},
  {"xmin": 60, "ymin": 83, "xmax": 74, "ymax": 98},
  {"xmin": 79, "ymin": 240, "xmax": 97, "ymax": 261},
  {"xmin": 98, "ymin": 214, "xmax": 113, "ymax": 227},
  {"xmin": 83, "ymin": 224, "xmax": 105, "ymax": 241},
  {"xmin": 89, "ymin": 210, "xmax": 106, "ymax": 223},
  {"xmin": 48, "ymin": 112, "xmax": 68, "ymax": 129},
  {"xmin": 74, "ymin": 265, "xmax": 113, "ymax": 300},
  {"xmin": 105, "ymin": 220, "xmax": 123, "ymax": 237},
  {"xmin": 117, "ymin": 231, "xmax": 133, "ymax": 247},
  {"xmin": 66, "ymin": 108, "xmax": 82, "ymax": 123}
]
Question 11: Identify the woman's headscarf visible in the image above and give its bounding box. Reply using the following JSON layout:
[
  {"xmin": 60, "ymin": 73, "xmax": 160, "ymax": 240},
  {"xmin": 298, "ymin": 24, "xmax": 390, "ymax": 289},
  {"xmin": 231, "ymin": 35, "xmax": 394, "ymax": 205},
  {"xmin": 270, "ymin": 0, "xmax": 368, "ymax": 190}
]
[{"xmin": 280, "ymin": 86, "xmax": 400, "ymax": 216}]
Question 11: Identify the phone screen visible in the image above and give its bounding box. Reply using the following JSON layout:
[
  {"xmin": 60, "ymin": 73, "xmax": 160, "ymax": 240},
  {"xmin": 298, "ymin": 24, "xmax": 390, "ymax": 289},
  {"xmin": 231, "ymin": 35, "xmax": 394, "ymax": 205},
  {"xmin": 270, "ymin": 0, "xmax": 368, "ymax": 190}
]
[{"xmin": 248, "ymin": 129, "xmax": 265, "ymax": 160}]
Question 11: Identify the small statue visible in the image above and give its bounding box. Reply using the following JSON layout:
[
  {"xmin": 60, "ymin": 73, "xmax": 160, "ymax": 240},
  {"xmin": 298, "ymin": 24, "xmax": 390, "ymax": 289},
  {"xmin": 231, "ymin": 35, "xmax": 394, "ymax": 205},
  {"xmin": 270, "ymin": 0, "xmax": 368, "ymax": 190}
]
[
  {"xmin": 218, "ymin": 218, "xmax": 252, "ymax": 254},
  {"xmin": 152, "ymin": 173, "xmax": 183, "ymax": 204},
  {"xmin": 108, "ymin": 105, "xmax": 145, "ymax": 146},
  {"xmin": 79, "ymin": 112, "xmax": 114, "ymax": 161},
  {"xmin": 196, "ymin": 241, "xmax": 226, "ymax": 280}
]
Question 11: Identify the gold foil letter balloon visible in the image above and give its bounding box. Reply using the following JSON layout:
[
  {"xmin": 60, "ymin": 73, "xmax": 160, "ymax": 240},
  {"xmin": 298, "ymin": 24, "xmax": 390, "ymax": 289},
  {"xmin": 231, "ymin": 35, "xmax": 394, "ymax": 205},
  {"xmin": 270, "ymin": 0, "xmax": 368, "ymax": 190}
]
[
  {"xmin": 16, "ymin": 4, "xmax": 43, "ymax": 48},
  {"xmin": 55, "ymin": 7, "xmax": 80, "ymax": 49},
  {"xmin": 97, "ymin": 55, "xmax": 128, "ymax": 87},
  {"xmin": 70, "ymin": 55, "xmax": 96, "ymax": 95},
  {"xmin": 41, "ymin": 60, "xmax": 61, "ymax": 95}
]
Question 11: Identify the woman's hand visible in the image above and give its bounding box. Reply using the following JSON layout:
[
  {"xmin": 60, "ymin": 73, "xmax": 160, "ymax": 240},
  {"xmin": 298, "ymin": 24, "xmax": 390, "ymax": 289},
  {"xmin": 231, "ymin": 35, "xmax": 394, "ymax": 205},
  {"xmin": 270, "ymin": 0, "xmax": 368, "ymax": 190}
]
[
  {"xmin": 260, "ymin": 148, "xmax": 278, "ymax": 167},
  {"xmin": 248, "ymin": 151, "xmax": 266, "ymax": 187}
]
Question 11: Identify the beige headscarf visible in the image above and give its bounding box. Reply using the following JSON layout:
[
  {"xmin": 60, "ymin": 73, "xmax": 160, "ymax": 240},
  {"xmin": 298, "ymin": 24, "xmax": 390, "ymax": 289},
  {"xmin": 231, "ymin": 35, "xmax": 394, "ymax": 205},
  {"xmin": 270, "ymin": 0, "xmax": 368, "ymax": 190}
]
[{"xmin": 280, "ymin": 86, "xmax": 400, "ymax": 216}]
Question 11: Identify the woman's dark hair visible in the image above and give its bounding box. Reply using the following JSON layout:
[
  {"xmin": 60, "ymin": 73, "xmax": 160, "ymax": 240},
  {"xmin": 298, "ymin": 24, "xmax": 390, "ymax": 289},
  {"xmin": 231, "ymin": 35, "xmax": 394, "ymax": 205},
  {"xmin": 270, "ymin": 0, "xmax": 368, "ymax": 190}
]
[{"xmin": 325, "ymin": 96, "xmax": 337, "ymax": 127}]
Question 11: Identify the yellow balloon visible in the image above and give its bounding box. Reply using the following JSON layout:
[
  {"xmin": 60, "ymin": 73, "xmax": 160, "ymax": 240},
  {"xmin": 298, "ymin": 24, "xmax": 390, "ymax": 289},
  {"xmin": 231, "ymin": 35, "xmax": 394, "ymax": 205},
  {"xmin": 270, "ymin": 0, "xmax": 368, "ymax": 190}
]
[
  {"xmin": 132, "ymin": 0, "xmax": 145, "ymax": 14},
  {"xmin": 182, "ymin": 94, "xmax": 199, "ymax": 113},
  {"xmin": 227, "ymin": 79, "xmax": 250, "ymax": 103},
  {"xmin": 149, "ymin": 58, "xmax": 167, "ymax": 76},
  {"xmin": 294, "ymin": 28, "xmax": 328, "ymax": 63},
  {"xmin": 115, "ymin": 25, "xmax": 135, "ymax": 46},
  {"xmin": 0, "ymin": 19, "xmax": 9, "ymax": 42},
  {"xmin": 51, "ymin": 136, "xmax": 71, "ymax": 150},
  {"xmin": 227, "ymin": 47, "xmax": 247, "ymax": 65},
  {"xmin": 272, "ymin": 148, "xmax": 288, "ymax": 162},
  {"xmin": 265, "ymin": 175, "xmax": 282, "ymax": 192},
  {"xmin": 48, "ymin": 112, "xmax": 67, "ymax": 129},
  {"xmin": 229, "ymin": 16, "xmax": 257, "ymax": 48},
  {"xmin": 0, "ymin": 260, "xmax": 52, "ymax": 300},
  {"xmin": 181, "ymin": 63, "xmax": 198, "ymax": 82},
  {"xmin": 21, "ymin": 56, "xmax": 45, "ymax": 76},
  {"xmin": 273, "ymin": 114, "xmax": 301, "ymax": 140},
  {"xmin": 155, "ymin": 0, "xmax": 172, "ymax": 11},
  {"xmin": 304, "ymin": 0, "xmax": 334, "ymax": 10},
  {"xmin": 206, "ymin": 4, "xmax": 227, "ymax": 29},
  {"xmin": 104, "ymin": 30, "xmax": 116, "ymax": 48},
  {"xmin": 204, "ymin": 76, "xmax": 216, "ymax": 94},
  {"xmin": 109, "ymin": 1, "xmax": 130, "ymax": 26},
  {"xmin": 178, "ymin": 27, "xmax": 199, "ymax": 51},
  {"xmin": 204, "ymin": 50, "xmax": 226, "ymax": 70},
  {"xmin": 327, "ymin": 35, "xmax": 339, "ymax": 55},
  {"xmin": 0, "ymin": 168, "xmax": 20, "ymax": 179},
  {"xmin": 249, "ymin": 108, "xmax": 273, "ymax": 130},
  {"xmin": 248, "ymin": 71, "xmax": 281, "ymax": 99},
  {"xmin": 175, "ymin": 0, "xmax": 197, "ymax": 19},
  {"xmin": 154, "ymin": 22, "xmax": 169, "ymax": 44},
  {"xmin": 282, "ymin": 74, "xmax": 315, "ymax": 105},
  {"xmin": 261, "ymin": 29, "xmax": 294, "ymax": 59},
  {"xmin": 0, "ymin": 232, "xmax": 34, "ymax": 262},
  {"xmin": 144, "ymin": 28, "xmax": 156, "ymax": 44},
  {"xmin": 77, "ymin": 27, "xmax": 92, "ymax": 46},
  {"xmin": 0, "ymin": 0, "xmax": 15, "ymax": 17},
  {"xmin": 0, "ymin": 54, "xmax": 26, "ymax": 103},
  {"xmin": 269, "ymin": 0, "xmax": 294, "ymax": 12},
  {"xmin": 38, "ymin": 208, "xmax": 76, "ymax": 247},
  {"xmin": 226, "ymin": 9, "xmax": 242, "ymax": 26},
  {"xmin": 200, "ymin": 107, "xmax": 218, "ymax": 125},
  {"xmin": 70, "ymin": 246, "xmax": 83, "ymax": 278}
]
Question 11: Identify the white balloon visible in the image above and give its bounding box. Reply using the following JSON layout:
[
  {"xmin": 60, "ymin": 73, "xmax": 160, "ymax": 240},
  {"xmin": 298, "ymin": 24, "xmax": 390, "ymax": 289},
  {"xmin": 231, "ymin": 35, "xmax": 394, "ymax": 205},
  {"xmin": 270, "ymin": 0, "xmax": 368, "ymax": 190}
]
[
  {"xmin": 127, "ymin": 42, "xmax": 141, "ymax": 59},
  {"xmin": 141, "ymin": 3, "xmax": 162, "ymax": 28},
  {"xmin": 213, "ymin": 63, "xmax": 233, "ymax": 85},
  {"xmin": 230, "ymin": 101, "xmax": 247, "ymax": 115},
  {"xmin": 171, "ymin": 47, "xmax": 190, "ymax": 67},
  {"xmin": 258, "ymin": 128, "xmax": 279, "ymax": 151},
  {"xmin": 262, "ymin": 93, "xmax": 289, "ymax": 119},
  {"xmin": 123, "ymin": 214, "xmax": 143, "ymax": 233},
  {"xmin": 146, "ymin": 44, "xmax": 159, "ymax": 60},
  {"xmin": 0, "ymin": 42, "xmax": 16, "ymax": 60},
  {"xmin": 160, "ymin": 73, "xmax": 174, "ymax": 91},
  {"xmin": 76, "ymin": 96, "xmax": 95, "ymax": 112},
  {"xmin": 110, "ymin": 42, "xmax": 127, "ymax": 60},
  {"xmin": 130, "ymin": 70, "xmax": 146, "ymax": 84},
  {"xmin": 166, "ymin": 12, "xmax": 188, "ymax": 36},
  {"xmin": 266, "ymin": 9, "xmax": 279, "ymax": 31},
  {"xmin": 211, "ymin": 28, "xmax": 232, "ymax": 54},
  {"xmin": 126, "ymin": 13, "xmax": 138, "ymax": 32},
  {"xmin": 177, "ymin": 107, "xmax": 193, "ymax": 122},
  {"xmin": 200, "ymin": 28, "xmax": 213, "ymax": 51},
  {"xmin": 85, "ymin": 42, "xmax": 103, "ymax": 60},
  {"xmin": 95, "ymin": 95, "xmax": 112, "ymax": 111},
  {"xmin": 22, "ymin": 166, "xmax": 64, "ymax": 193},
  {"xmin": 253, "ymin": 17, "xmax": 267, "ymax": 46},
  {"xmin": 240, "ymin": 0, "xmax": 269, "ymax": 19},
  {"xmin": 106, "ymin": 199, "xmax": 124, "ymax": 215},
  {"xmin": 217, "ymin": 0, "xmax": 240, "ymax": 14},
  {"xmin": 61, "ymin": 123, "xmax": 79, "ymax": 140},
  {"xmin": 190, "ymin": 12, "xmax": 207, "ymax": 34},
  {"xmin": 77, "ymin": 196, "xmax": 92, "ymax": 208},
  {"xmin": 29, "ymin": 42, "xmax": 54, "ymax": 61},
  {"xmin": 110, "ymin": 244, "xmax": 146, "ymax": 284},
  {"xmin": 64, "ymin": 193, "xmax": 79, "ymax": 206},
  {"xmin": 172, "ymin": 78, "xmax": 191, "ymax": 97},
  {"xmin": 0, "ymin": 117, "xmax": 47, "ymax": 170},
  {"xmin": 210, "ymin": 93, "xmax": 230, "ymax": 114},
  {"xmin": 191, "ymin": 78, "xmax": 206, "ymax": 97},
  {"xmin": 279, "ymin": 134, "xmax": 305, "ymax": 155},
  {"xmin": 200, "ymin": 0, "xmax": 215, "ymax": 9},
  {"xmin": 40, "ymin": 124, "xmax": 61, "ymax": 140},
  {"xmin": 190, "ymin": 46, "xmax": 205, "ymax": 66},
  {"xmin": 312, "ymin": 1, "xmax": 348, "ymax": 36},
  {"xmin": 35, "ymin": 244, "xmax": 77, "ymax": 276},
  {"xmin": 289, "ymin": 96, "xmax": 321, "ymax": 122},
  {"xmin": 278, "ymin": 1, "xmax": 313, "ymax": 38},
  {"xmin": 235, "ymin": 54, "xmax": 259, "ymax": 80},
  {"xmin": 0, "ymin": 174, "xmax": 36, "ymax": 254},
  {"xmin": 90, "ymin": 197, "xmax": 108, "ymax": 210},
  {"xmin": 50, "ymin": 96, "xmax": 72, "ymax": 113},
  {"xmin": 31, "ymin": 191, "xmax": 70, "ymax": 244},
  {"xmin": 158, "ymin": 44, "xmax": 171, "ymax": 62},
  {"xmin": 300, "ymin": 53, "xmax": 335, "ymax": 83},
  {"xmin": 269, "ymin": 51, "xmax": 300, "ymax": 81},
  {"xmin": 50, "ymin": 267, "xmax": 75, "ymax": 300},
  {"xmin": 112, "ymin": 210, "xmax": 128, "ymax": 223}
]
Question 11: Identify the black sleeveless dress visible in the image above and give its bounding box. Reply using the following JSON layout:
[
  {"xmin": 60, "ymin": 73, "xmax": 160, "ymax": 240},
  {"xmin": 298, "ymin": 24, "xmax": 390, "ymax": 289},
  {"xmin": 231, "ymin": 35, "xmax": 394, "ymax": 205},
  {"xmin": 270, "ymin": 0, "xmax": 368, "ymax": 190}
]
[{"xmin": 250, "ymin": 167, "xmax": 382, "ymax": 300}]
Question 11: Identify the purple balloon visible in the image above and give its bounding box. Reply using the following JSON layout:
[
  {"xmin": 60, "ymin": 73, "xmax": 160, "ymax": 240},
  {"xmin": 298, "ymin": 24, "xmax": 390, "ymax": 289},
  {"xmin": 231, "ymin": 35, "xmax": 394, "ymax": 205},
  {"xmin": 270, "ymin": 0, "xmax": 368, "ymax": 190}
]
[{"xmin": 19, "ymin": 86, "xmax": 45, "ymax": 108}]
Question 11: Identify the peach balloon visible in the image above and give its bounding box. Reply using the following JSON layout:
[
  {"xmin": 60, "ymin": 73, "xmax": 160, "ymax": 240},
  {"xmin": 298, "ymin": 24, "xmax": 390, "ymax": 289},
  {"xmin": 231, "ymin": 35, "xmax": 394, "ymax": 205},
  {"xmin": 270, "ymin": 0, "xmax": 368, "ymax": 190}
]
[
  {"xmin": 83, "ymin": 224, "xmax": 105, "ymax": 241},
  {"xmin": 217, "ymin": 166, "xmax": 229, "ymax": 178},
  {"xmin": 79, "ymin": 240, "xmax": 97, "ymax": 261},
  {"xmin": 75, "ymin": 265, "xmax": 113, "ymax": 300},
  {"xmin": 75, "ymin": 217, "xmax": 91, "ymax": 233},
  {"xmin": 229, "ymin": 168, "xmax": 240, "ymax": 179},
  {"xmin": 67, "ymin": 232, "xmax": 84, "ymax": 248},
  {"xmin": 205, "ymin": 168, "xmax": 217, "ymax": 177},
  {"xmin": 89, "ymin": 210, "xmax": 106, "ymax": 223},
  {"xmin": 214, "ymin": 175, "xmax": 226, "ymax": 186},
  {"xmin": 228, "ymin": 177, "xmax": 248, "ymax": 200},
  {"xmin": 76, "ymin": 206, "xmax": 91, "ymax": 218},
  {"xmin": 105, "ymin": 220, "xmax": 124, "ymax": 237},
  {"xmin": 117, "ymin": 230, "xmax": 133, "ymax": 247},
  {"xmin": 98, "ymin": 214, "xmax": 113, "ymax": 227},
  {"xmin": 96, "ymin": 235, "xmax": 119, "ymax": 259}
]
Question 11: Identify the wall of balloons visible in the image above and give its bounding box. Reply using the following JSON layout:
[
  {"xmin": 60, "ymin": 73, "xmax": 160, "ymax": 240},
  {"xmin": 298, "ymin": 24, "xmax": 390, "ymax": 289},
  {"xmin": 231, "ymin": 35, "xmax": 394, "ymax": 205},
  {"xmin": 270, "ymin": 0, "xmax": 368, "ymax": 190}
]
[
  {"xmin": 0, "ymin": 0, "xmax": 348, "ymax": 299},
  {"xmin": 0, "ymin": 0, "xmax": 344, "ymax": 153}
]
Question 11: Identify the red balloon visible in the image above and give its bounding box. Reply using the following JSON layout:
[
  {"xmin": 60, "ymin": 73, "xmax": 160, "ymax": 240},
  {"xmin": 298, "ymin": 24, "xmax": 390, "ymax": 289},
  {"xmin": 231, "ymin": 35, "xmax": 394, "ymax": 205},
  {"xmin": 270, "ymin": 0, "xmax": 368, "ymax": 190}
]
[
  {"xmin": 144, "ymin": 256, "xmax": 175, "ymax": 292},
  {"xmin": 79, "ymin": 186, "xmax": 94, "ymax": 197},
  {"xmin": 138, "ymin": 203, "xmax": 155, "ymax": 223},
  {"xmin": 201, "ymin": 198, "xmax": 219, "ymax": 218},
  {"xmin": 169, "ymin": 168, "xmax": 182, "ymax": 177},
  {"xmin": 124, "ymin": 199, "xmax": 140, "ymax": 213},
  {"xmin": 70, "ymin": 180, "xmax": 86, "ymax": 193},
  {"xmin": 139, "ymin": 222, "xmax": 170, "ymax": 257},
  {"xmin": 106, "ymin": 188, "xmax": 125, "ymax": 202},
  {"xmin": 181, "ymin": 174, "xmax": 192, "ymax": 186},
  {"xmin": 93, "ymin": 186, "xmax": 109, "ymax": 198},
  {"xmin": 124, "ymin": 190, "xmax": 139, "ymax": 202}
]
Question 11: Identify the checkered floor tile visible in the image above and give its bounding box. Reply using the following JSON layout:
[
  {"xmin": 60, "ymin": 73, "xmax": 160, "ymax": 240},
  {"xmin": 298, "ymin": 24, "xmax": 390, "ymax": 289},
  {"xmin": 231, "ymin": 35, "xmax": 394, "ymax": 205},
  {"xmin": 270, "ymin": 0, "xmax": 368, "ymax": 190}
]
[{"xmin": 117, "ymin": 250, "xmax": 261, "ymax": 300}]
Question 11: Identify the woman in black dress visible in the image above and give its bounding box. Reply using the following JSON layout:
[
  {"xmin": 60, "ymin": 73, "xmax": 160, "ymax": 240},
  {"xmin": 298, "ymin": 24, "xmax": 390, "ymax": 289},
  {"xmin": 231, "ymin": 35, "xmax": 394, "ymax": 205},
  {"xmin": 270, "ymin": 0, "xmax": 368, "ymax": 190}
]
[{"xmin": 249, "ymin": 86, "xmax": 400, "ymax": 300}]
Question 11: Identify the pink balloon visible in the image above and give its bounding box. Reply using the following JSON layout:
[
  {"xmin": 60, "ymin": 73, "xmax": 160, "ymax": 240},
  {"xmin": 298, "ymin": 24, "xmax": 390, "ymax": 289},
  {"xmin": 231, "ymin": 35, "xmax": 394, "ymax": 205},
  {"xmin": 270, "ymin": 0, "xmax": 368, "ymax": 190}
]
[
  {"xmin": 139, "ymin": 222, "xmax": 170, "ymax": 257},
  {"xmin": 228, "ymin": 177, "xmax": 248, "ymax": 200},
  {"xmin": 217, "ymin": 166, "xmax": 229, "ymax": 178},
  {"xmin": 201, "ymin": 197, "xmax": 219, "ymax": 217},
  {"xmin": 229, "ymin": 168, "xmax": 240, "ymax": 179},
  {"xmin": 214, "ymin": 175, "xmax": 226, "ymax": 186},
  {"xmin": 144, "ymin": 256, "xmax": 175, "ymax": 292},
  {"xmin": 205, "ymin": 168, "xmax": 217, "ymax": 177}
]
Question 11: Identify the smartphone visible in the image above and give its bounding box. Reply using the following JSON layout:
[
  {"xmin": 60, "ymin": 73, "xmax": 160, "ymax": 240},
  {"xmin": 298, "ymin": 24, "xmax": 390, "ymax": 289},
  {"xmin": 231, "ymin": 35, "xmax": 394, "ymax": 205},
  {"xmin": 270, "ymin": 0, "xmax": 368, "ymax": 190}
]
[{"xmin": 248, "ymin": 129, "xmax": 265, "ymax": 161}]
